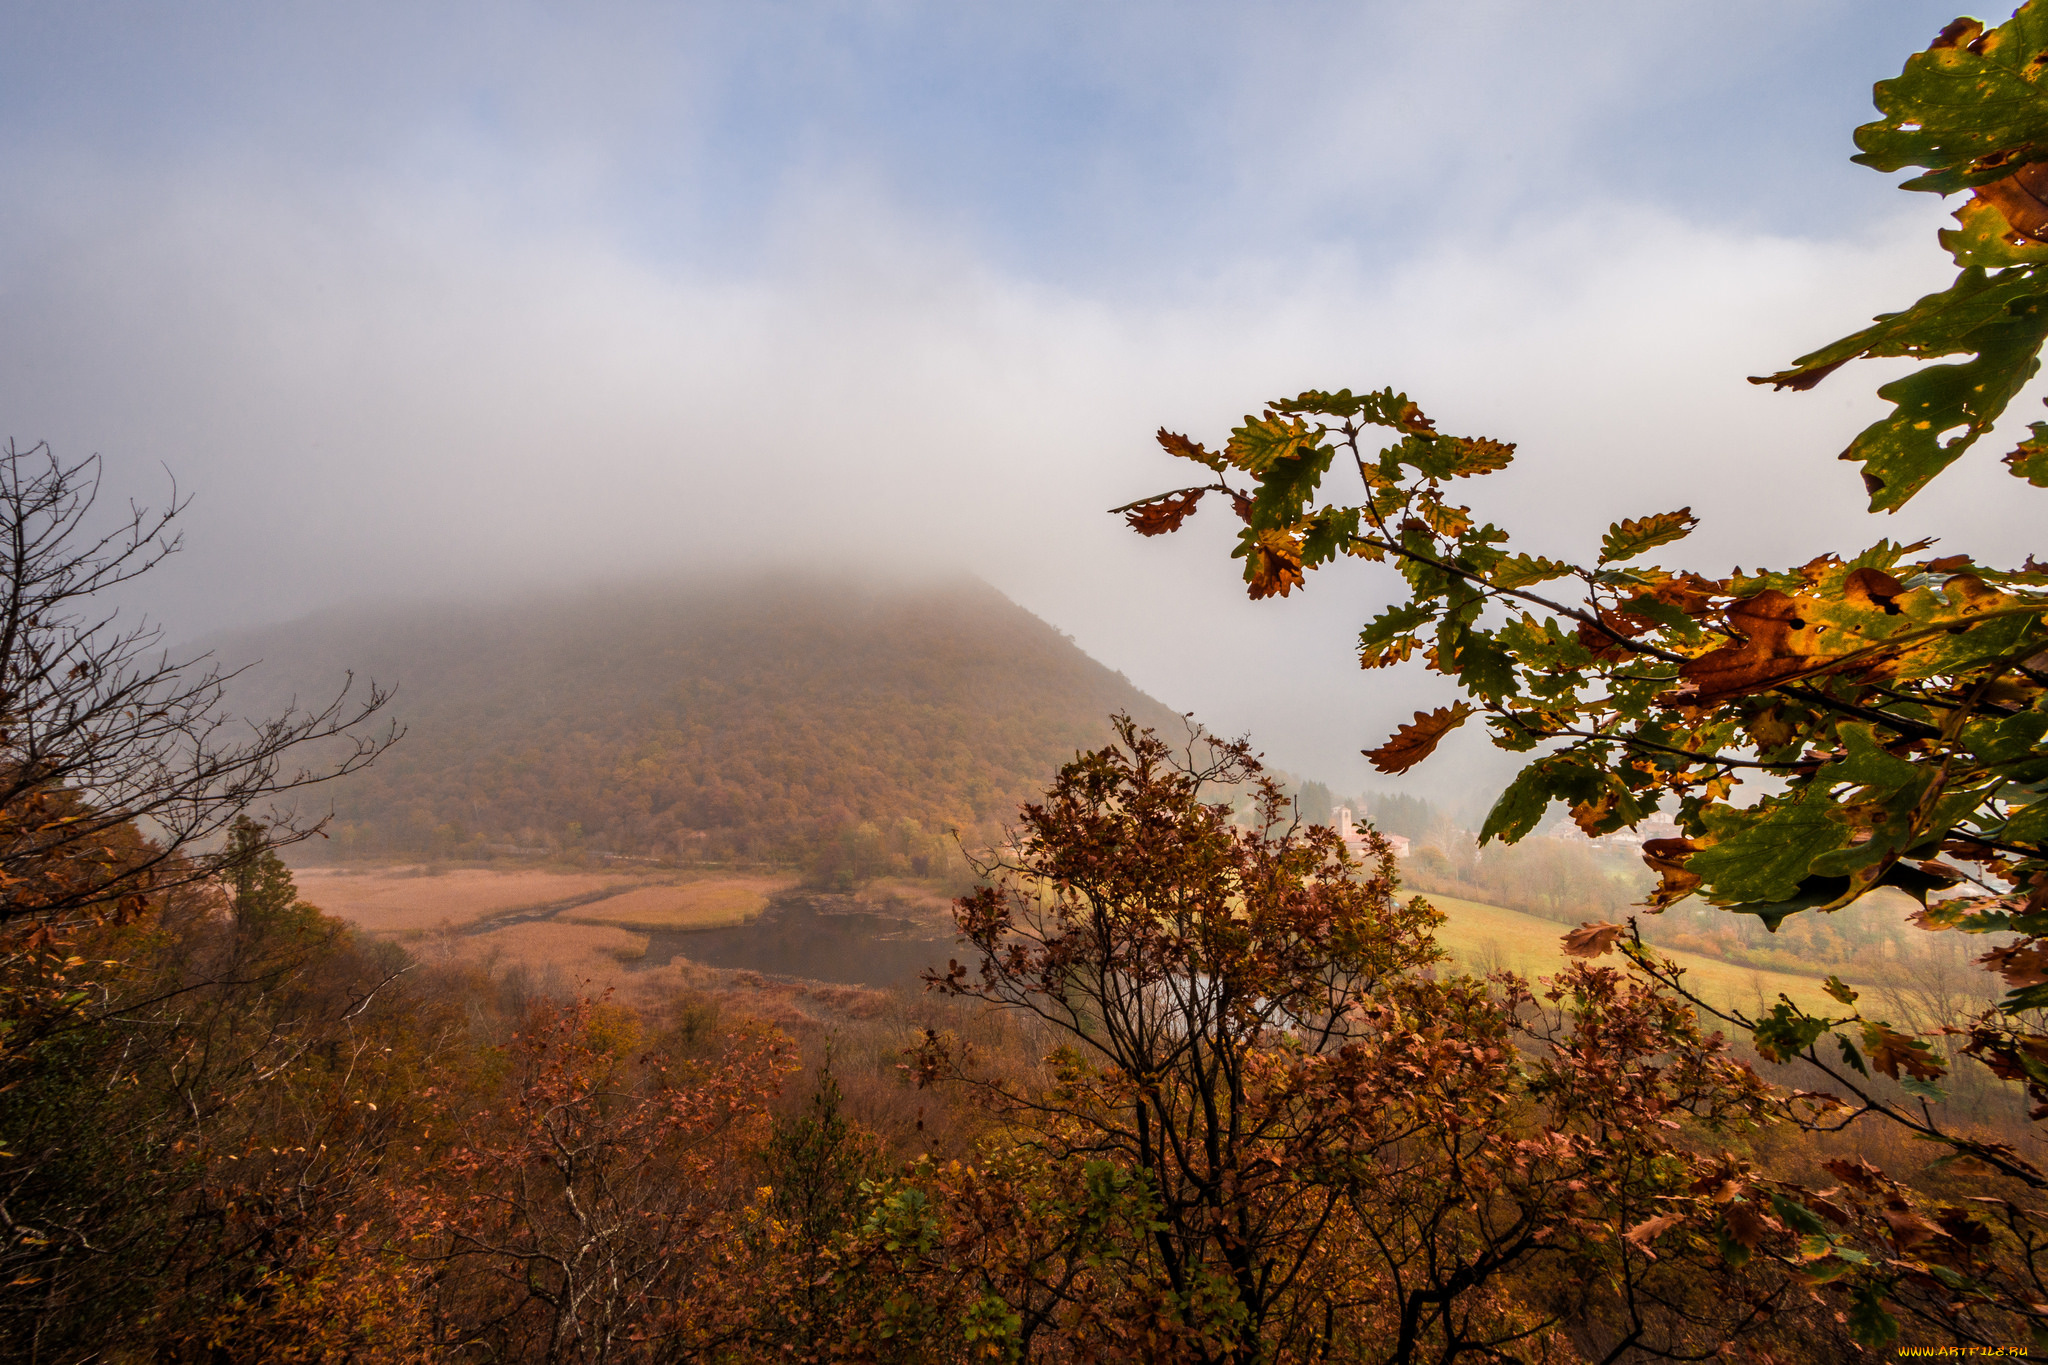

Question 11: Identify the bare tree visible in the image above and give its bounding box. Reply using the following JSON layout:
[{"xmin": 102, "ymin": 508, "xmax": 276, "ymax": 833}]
[{"xmin": 0, "ymin": 440, "xmax": 397, "ymax": 934}]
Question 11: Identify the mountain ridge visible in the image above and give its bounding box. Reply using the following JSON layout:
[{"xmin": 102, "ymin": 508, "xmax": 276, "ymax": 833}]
[{"xmin": 203, "ymin": 569, "xmax": 1184, "ymax": 866}]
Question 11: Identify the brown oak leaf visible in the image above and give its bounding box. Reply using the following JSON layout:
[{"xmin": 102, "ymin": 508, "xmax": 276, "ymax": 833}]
[
  {"xmin": 1124, "ymin": 489, "xmax": 1206, "ymax": 537},
  {"xmin": 1677, "ymin": 590, "xmax": 1846, "ymax": 704},
  {"xmin": 1574, "ymin": 607, "xmax": 1656, "ymax": 662},
  {"xmin": 1935, "ymin": 1208, "xmax": 1993, "ymax": 1249},
  {"xmin": 1722, "ymin": 1201, "xmax": 1782, "ymax": 1251},
  {"xmin": 1364, "ymin": 704, "xmax": 1473, "ymax": 775},
  {"xmin": 1881, "ymin": 1206, "xmax": 1949, "ymax": 1252},
  {"xmin": 1979, "ymin": 940, "xmax": 2048, "ymax": 990},
  {"xmin": 1641, "ymin": 837, "xmax": 1702, "ymax": 906},
  {"xmin": 1245, "ymin": 529, "xmax": 1305, "ymax": 600},
  {"xmin": 1156, "ymin": 428, "xmax": 1225, "ymax": 470},
  {"xmin": 1974, "ymin": 159, "xmax": 2048, "ymax": 243},
  {"xmin": 1823, "ymin": 1157, "xmax": 1887, "ymax": 1194},
  {"xmin": 1624, "ymin": 1213, "xmax": 1683, "ymax": 1253},
  {"xmin": 1562, "ymin": 921, "xmax": 1626, "ymax": 958},
  {"xmin": 1866, "ymin": 1025, "xmax": 1945, "ymax": 1082},
  {"xmin": 1637, "ymin": 573, "xmax": 1723, "ymax": 618},
  {"xmin": 1843, "ymin": 566, "xmax": 1907, "ymax": 615}
]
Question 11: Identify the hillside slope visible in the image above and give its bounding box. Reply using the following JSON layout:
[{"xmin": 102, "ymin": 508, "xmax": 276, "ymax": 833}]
[{"xmin": 207, "ymin": 571, "xmax": 1183, "ymax": 864}]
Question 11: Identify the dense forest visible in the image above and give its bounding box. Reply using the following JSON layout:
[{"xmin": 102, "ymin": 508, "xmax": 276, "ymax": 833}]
[{"xmin": 207, "ymin": 574, "xmax": 1183, "ymax": 868}]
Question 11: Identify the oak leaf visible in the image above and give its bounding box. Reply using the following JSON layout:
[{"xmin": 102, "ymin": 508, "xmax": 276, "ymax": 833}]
[
  {"xmin": 1677, "ymin": 590, "xmax": 1845, "ymax": 703},
  {"xmin": 2005, "ymin": 418, "xmax": 2048, "ymax": 486},
  {"xmin": 1722, "ymin": 1201, "xmax": 1783, "ymax": 1251},
  {"xmin": 1974, "ymin": 160, "xmax": 2048, "ymax": 244},
  {"xmin": 1864, "ymin": 1024, "xmax": 1945, "ymax": 1082},
  {"xmin": 1598, "ymin": 509, "xmax": 1697, "ymax": 564},
  {"xmin": 1156, "ymin": 428, "xmax": 1226, "ymax": 471},
  {"xmin": 1574, "ymin": 607, "xmax": 1654, "ymax": 662},
  {"xmin": 1364, "ymin": 704, "xmax": 1473, "ymax": 774},
  {"xmin": 1842, "ymin": 566, "xmax": 1907, "ymax": 614},
  {"xmin": 1562, "ymin": 921, "xmax": 1625, "ymax": 958},
  {"xmin": 1244, "ymin": 529, "xmax": 1305, "ymax": 600},
  {"xmin": 1881, "ymin": 1206, "xmax": 1949, "ymax": 1252},
  {"xmin": 1642, "ymin": 837, "xmax": 1702, "ymax": 906},
  {"xmin": 1123, "ymin": 489, "xmax": 1205, "ymax": 537},
  {"xmin": 1935, "ymin": 1207, "xmax": 1993, "ymax": 1249},
  {"xmin": 1638, "ymin": 572, "xmax": 1722, "ymax": 618},
  {"xmin": 1624, "ymin": 1213, "xmax": 1683, "ymax": 1252},
  {"xmin": 1488, "ymin": 553, "xmax": 1572, "ymax": 590},
  {"xmin": 1822, "ymin": 1157, "xmax": 1888, "ymax": 1195},
  {"xmin": 1980, "ymin": 939, "xmax": 2048, "ymax": 989}
]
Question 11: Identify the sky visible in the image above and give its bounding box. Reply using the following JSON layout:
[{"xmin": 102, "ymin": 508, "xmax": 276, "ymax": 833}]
[{"xmin": 2, "ymin": 0, "xmax": 2041, "ymax": 808}]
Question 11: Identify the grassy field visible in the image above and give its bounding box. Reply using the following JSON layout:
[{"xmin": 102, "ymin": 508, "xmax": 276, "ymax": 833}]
[
  {"xmin": 295, "ymin": 867, "xmax": 633, "ymax": 934},
  {"xmin": 429, "ymin": 919, "xmax": 655, "ymax": 988},
  {"xmin": 565, "ymin": 876, "xmax": 793, "ymax": 931},
  {"xmin": 1420, "ymin": 893, "xmax": 1854, "ymax": 1016}
]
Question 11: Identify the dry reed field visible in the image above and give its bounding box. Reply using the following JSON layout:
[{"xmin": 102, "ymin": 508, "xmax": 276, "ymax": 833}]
[
  {"xmin": 438, "ymin": 919, "xmax": 655, "ymax": 992},
  {"xmin": 564, "ymin": 875, "xmax": 793, "ymax": 931},
  {"xmin": 294, "ymin": 867, "xmax": 633, "ymax": 935}
]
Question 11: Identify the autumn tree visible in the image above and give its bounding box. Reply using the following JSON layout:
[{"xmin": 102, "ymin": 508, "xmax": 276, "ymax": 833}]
[
  {"xmin": 0, "ymin": 442, "xmax": 397, "ymax": 1074},
  {"xmin": 418, "ymin": 995, "xmax": 792, "ymax": 1362},
  {"xmin": 1115, "ymin": 5, "xmax": 2048, "ymax": 1347},
  {"xmin": 0, "ymin": 833, "xmax": 447, "ymax": 1363},
  {"xmin": 917, "ymin": 716, "xmax": 1811, "ymax": 1361}
]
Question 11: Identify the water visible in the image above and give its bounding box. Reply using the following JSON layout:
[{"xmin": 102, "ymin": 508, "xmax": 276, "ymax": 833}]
[{"xmin": 630, "ymin": 891, "xmax": 963, "ymax": 987}]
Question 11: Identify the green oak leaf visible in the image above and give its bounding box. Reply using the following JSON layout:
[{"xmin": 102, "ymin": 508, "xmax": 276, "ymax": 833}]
[
  {"xmin": 1688, "ymin": 798, "xmax": 1855, "ymax": 907},
  {"xmin": 1598, "ymin": 510, "xmax": 1696, "ymax": 565},
  {"xmin": 1753, "ymin": 1001, "xmax": 1831, "ymax": 1061},
  {"xmin": 1850, "ymin": 299, "xmax": 2048, "ymax": 510},
  {"xmin": 1943, "ymin": 196, "xmax": 2048, "ymax": 267},
  {"xmin": 1852, "ymin": 2, "xmax": 2048, "ymax": 193}
]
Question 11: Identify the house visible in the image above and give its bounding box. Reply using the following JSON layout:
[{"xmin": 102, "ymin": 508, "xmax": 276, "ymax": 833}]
[
  {"xmin": 1543, "ymin": 812, "xmax": 1680, "ymax": 850},
  {"xmin": 1333, "ymin": 806, "xmax": 1409, "ymax": 861}
]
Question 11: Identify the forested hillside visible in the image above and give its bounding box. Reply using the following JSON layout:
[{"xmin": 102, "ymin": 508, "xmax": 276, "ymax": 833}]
[{"xmin": 207, "ymin": 572, "xmax": 1183, "ymax": 865}]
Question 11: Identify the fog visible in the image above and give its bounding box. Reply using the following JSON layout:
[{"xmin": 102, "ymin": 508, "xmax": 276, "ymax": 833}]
[{"xmin": 2, "ymin": 0, "xmax": 2037, "ymax": 802}]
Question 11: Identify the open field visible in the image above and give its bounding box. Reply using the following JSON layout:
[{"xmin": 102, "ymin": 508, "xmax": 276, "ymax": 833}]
[
  {"xmin": 297, "ymin": 865, "xmax": 1856, "ymax": 1018},
  {"xmin": 565, "ymin": 875, "xmax": 793, "ymax": 931},
  {"xmin": 295, "ymin": 867, "xmax": 632, "ymax": 935},
  {"xmin": 1423, "ymin": 893, "xmax": 1856, "ymax": 1015},
  {"xmin": 428, "ymin": 919, "xmax": 655, "ymax": 991}
]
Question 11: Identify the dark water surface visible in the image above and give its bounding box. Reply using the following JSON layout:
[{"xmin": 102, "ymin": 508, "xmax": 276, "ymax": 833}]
[{"xmin": 630, "ymin": 892, "xmax": 961, "ymax": 987}]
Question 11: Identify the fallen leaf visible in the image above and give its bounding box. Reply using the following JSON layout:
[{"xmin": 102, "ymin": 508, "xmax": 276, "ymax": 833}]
[
  {"xmin": 1624, "ymin": 1213, "xmax": 1683, "ymax": 1251},
  {"xmin": 1563, "ymin": 921, "xmax": 1626, "ymax": 958}
]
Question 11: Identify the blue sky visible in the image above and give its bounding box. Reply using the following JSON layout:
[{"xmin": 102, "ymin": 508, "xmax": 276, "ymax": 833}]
[{"xmin": 0, "ymin": 1, "xmax": 2035, "ymax": 802}]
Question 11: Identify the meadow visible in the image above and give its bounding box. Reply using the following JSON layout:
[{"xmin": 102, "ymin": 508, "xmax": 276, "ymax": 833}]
[
  {"xmin": 561, "ymin": 875, "xmax": 794, "ymax": 931},
  {"xmin": 1422, "ymin": 893, "xmax": 1855, "ymax": 1016},
  {"xmin": 293, "ymin": 863, "xmax": 1853, "ymax": 1020},
  {"xmin": 292, "ymin": 866, "xmax": 633, "ymax": 934}
]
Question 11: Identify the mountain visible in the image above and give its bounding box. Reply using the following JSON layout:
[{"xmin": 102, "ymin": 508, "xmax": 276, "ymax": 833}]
[{"xmin": 204, "ymin": 570, "xmax": 1184, "ymax": 867}]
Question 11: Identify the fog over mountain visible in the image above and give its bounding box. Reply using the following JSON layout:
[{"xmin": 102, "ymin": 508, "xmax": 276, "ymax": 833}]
[
  {"xmin": 5, "ymin": 1, "xmax": 2038, "ymax": 799},
  {"xmin": 202, "ymin": 570, "xmax": 1186, "ymax": 862}
]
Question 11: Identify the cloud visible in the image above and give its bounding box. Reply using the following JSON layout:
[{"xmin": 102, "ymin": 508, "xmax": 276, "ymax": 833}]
[{"xmin": 0, "ymin": 0, "xmax": 2027, "ymax": 803}]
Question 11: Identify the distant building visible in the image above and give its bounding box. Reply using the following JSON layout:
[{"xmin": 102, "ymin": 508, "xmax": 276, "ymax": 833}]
[
  {"xmin": 1334, "ymin": 806, "xmax": 1409, "ymax": 861},
  {"xmin": 1543, "ymin": 812, "xmax": 1680, "ymax": 850}
]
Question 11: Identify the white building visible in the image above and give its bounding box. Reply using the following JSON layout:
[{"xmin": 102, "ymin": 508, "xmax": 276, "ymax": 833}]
[{"xmin": 1334, "ymin": 806, "xmax": 1409, "ymax": 861}]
